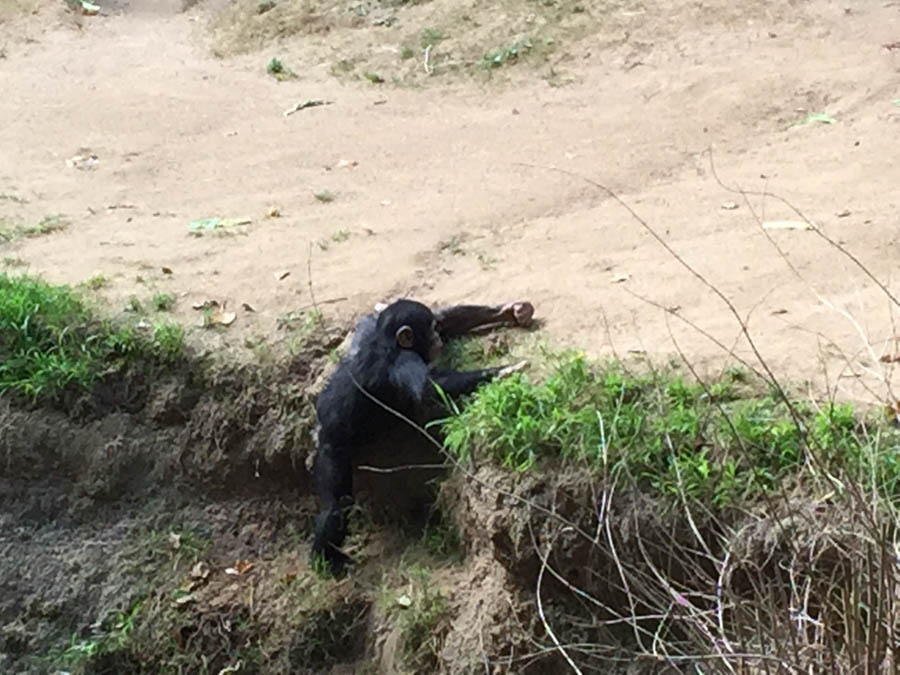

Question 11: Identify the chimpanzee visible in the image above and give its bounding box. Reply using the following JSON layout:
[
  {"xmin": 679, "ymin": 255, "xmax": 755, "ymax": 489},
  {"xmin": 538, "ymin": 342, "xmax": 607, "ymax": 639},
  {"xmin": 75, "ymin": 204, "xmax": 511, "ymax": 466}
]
[{"xmin": 310, "ymin": 299, "xmax": 534, "ymax": 571}]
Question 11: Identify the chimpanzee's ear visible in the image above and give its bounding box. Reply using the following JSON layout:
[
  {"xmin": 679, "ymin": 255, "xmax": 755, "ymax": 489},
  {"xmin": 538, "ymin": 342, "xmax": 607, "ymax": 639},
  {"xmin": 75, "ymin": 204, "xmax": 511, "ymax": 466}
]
[{"xmin": 395, "ymin": 325, "xmax": 414, "ymax": 349}]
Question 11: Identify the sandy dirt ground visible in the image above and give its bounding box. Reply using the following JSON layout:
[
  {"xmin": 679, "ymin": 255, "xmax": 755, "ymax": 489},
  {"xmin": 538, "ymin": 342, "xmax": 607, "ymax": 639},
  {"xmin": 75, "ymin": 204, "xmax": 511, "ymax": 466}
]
[{"xmin": 2, "ymin": 0, "xmax": 900, "ymax": 405}]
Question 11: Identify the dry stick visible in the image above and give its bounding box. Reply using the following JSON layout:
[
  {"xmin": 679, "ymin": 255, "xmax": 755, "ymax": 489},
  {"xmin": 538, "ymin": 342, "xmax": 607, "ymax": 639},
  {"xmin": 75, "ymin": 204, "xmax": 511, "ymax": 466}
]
[
  {"xmin": 356, "ymin": 462, "xmax": 448, "ymax": 473},
  {"xmin": 533, "ymin": 526, "xmax": 584, "ymax": 674}
]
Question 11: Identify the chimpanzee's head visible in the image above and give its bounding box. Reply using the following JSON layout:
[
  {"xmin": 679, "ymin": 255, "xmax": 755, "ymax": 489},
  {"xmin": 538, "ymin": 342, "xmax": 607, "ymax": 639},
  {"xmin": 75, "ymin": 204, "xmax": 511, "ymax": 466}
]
[{"xmin": 376, "ymin": 299, "xmax": 442, "ymax": 363}]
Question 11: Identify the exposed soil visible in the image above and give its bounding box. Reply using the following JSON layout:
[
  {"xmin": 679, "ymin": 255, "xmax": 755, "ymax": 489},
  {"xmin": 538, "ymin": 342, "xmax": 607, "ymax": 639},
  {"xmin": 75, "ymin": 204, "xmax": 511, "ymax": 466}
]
[{"xmin": 2, "ymin": 0, "xmax": 900, "ymax": 672}]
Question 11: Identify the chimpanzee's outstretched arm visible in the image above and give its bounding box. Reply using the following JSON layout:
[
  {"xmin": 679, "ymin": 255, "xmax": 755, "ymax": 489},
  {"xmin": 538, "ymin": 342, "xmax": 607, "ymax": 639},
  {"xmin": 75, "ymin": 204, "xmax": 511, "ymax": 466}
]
[
  {"xmin": 430, "ymin": 368, "xmax": 502, "ymax": 397},
  {"xmin": 430, "ymin": 361, "xmax": 528, "ymax": 397},
  {"xmin": 311, "ymin": 442, "xmax": 354, "ymax": 571},
  {"xmin": 432, "ymin": 302, "xmax": 534, "ymax": 340}
]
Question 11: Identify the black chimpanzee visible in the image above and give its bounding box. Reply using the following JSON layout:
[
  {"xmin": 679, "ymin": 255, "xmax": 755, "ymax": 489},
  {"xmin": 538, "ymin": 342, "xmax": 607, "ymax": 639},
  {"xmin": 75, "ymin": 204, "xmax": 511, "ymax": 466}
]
[{"xmin": 310, "ymin": 299, "xmax": 534, "ymax": 571}]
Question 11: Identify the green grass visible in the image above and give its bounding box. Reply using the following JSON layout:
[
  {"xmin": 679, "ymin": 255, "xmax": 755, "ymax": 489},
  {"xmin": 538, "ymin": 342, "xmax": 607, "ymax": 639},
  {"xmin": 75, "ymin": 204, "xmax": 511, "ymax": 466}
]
[
  {"xmin": 439, "ymin": 353, "xmax": 900, "ymax": 505},
  {"xmin": 397, "ymin": 567, "xmax": 446, "ymax": 670},
  {"xmin": 152, "ymin": 292, "xmax": 175, "ymax": 312},
  {"xmin": 83, "ymin": 274, "xmax": 109, "ymax": 290},
  {"xmin": 479, "ymin": 38, "xmax": 533, "ymax": 70},
  {"xmin": 266, "ymin": 56, "xmax": 296, "ymax": 81},
  {"xmin": 0, "ymin": 214, "xmax": 67, "ymax": 243},
  {"xmin": 0, "ymin": 274, "xmax": 185, "ymax": 401},
  {"xmin": 49, "ymin": 599, "xmax": 144, "ymax": 669}
]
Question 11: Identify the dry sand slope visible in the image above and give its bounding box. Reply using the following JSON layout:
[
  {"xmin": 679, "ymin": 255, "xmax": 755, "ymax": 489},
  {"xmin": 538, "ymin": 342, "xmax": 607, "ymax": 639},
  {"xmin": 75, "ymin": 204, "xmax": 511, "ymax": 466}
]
[{"xmin": 1, "ymin": 0, "xmax": 900, "ymax": 404}]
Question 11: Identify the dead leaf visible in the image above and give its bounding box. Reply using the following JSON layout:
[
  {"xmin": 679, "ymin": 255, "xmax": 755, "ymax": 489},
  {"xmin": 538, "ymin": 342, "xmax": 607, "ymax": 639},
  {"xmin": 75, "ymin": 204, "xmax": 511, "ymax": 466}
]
[
  {"xmin": 168, "ymin": 532, "xmax": 182, "ymax": 550},
  {"xmin": 265, "ymin": 207, "xmax": 281, "ymax": 218},
  {"xmin": 335, "ymin": 159, "xmax": 358, "ymax": 169},
  {"xmin": 396, "ymin": 594, "xmax": 412, "ymax": 608},
  {"xmin": 174, "ymin": 594, "xmax": 195, "ymax": 606},
  {"xmin": 836, "ymin": 209, "xmax": 851, "ymax": 218},
  {"xmin": 611, "ymin": 273, "xmax": 631, "ymax": 284},
  {"xmin": 161, "ymin": 266, "xmax": 173, "ymax": 275},
  {"xmin": 721, "ymin": 201, "xmax": 739, "ymax": 210},
  {"xmin": 191, "ymin": 561, "xmax": 211, "ymax": 579},
  {"xmin": 771, "ymin": 309, "xmax": 789, "ymax": 315},
  {"xmin": 879, "ymin": 354, "xmax": 900, "ymax": 363},
  {"xmin": 242, "ymin": 302, "xmax": 256, "ymax": 312},
  {"xmin": 276, "ymin": 271, "xmax": 290, "ymax": 281},
  {"xmin": 192, "ymin": 299, "xmax": 220, "ymax": 310},
  {"xmin": 225, "ymin": 560, "xmax": 255, "ymax": 575}
]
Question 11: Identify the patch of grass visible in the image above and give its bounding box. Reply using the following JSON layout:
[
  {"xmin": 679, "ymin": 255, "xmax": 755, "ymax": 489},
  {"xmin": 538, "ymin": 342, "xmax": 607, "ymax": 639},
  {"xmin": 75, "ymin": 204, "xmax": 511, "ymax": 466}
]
[
  {"xmin": 420, "ymin": 27, "xmax": 445, "ymax": 49},
  {"xmin": 0, "ymin": 274, "xmax": 185, "ymax": 401},
  {"xmin": 2, "ymin": 256, "xmax": 27, "ymax": 268},
  {"xmin": 479, "ymin": 38, "xmax": 533, "ymax": 70},
  {"xmin": 126, "ymin": 295, "xmax": 143, "ymax": 313},
  {"xmin": 315, "ymin": 228, "xmax": 351, "ymax": 251},
  {"xmin": 152, "ymin": 292, "xmax": 176, "ymax": 312},
  {"xmin": 266, "ymin": 56, "xmax": 296, "ymax": 80},
  {"xmin": 314, "ymin": 190, "xmax": 336, "ymax": 203},
  {"xmin": 0, "ymin": 192, "xmax": 27, "ymax": 204},
  {"xmin": 45, "ymin": 597, "xmax": 144, "ymax": 670},
  {"xmin": 277, "ymin": 307, "xmax": 324, "ymax": 341},
  {"xmin": 396, "ymin": 567, "xmax": 447, "ymax": 671},
  {"xmin": 400, "ymin": 45, "xmax": 416, "ymax": 60},
  {"xmin": 0, "ymin": 214, "xmax": 67, "ymax": 243},
  {"xmin": 83, "ymin": 273, "xmax": 109, "ymax": 290},
  {"xmin": 440, "ymin": 353, "xmax": 900, "ymax": 504},
  {"xmin": 438, "ymin": 236, "xmax": 464, "ymax": 256}
]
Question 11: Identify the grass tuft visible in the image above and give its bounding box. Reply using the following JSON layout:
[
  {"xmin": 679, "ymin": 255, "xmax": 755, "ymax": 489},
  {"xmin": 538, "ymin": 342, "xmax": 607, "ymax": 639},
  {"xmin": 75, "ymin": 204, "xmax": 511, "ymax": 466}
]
[
  {"xmin": 0, "ymin": 274, "xmax": 185, "ymax": 401},
  {"xmin": 440, "ymin": 353, "xmax": 900, "ymax": 503}
]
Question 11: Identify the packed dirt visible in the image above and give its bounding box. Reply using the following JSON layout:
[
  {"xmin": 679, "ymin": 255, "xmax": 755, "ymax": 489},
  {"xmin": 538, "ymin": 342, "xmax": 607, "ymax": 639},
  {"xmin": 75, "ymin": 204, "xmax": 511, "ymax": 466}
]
[
  {"xmin": 2, "ymin": 0, "xmax": 900, "ymax": 672},
  {"xmin": 2, "ymin": 0, "xmax": 900, "ymax": 404}
]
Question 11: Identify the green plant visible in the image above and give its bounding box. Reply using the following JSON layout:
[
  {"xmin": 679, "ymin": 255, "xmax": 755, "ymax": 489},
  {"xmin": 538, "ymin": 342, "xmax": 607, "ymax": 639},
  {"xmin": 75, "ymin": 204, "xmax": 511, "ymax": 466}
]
[
  {"xmin": 397, "ymin": 567, "xmax": 446, "ymax": 670},
  {"xmin": 0, "ymin": 274, "xmax": 185, "ymax": 401},
  {"xmin": 479, "ymin": 39, "xmax": 533, "ymax": 70},
  {"xmin": 420, "ymin": 27, "xmax": 445, "ymax": 49},
  {"xmin": 266, "ymin": 56, "xmax": 296, "ymax": 80},
  {"xmin": 314, "ymin": 190, "xmax": 336, "ymax": 203},
  {"xmin": 439, "ymin": 353, "xmax": 899, "ymax": 504},
  {"xmin": 152, "ymin": 292, "xmax": 175, "ymax": 311},
  {"xmin": 84, "ymin": 274, "xmax": 109, "ymax": 290},
  {"xmin": 0, "ymin": 214, "xmax": 67, "ymax": 242}
]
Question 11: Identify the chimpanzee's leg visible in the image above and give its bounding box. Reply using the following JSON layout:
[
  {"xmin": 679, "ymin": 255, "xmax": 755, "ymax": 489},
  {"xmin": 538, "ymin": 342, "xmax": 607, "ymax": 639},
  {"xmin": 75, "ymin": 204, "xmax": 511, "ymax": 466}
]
[
  {"xmin": 433, "ymin": 302, "xmax": 534, "ymax": 340},
  {"xmin": 310, "ymin": 444, "xmax": 354, "ymax": 572}
]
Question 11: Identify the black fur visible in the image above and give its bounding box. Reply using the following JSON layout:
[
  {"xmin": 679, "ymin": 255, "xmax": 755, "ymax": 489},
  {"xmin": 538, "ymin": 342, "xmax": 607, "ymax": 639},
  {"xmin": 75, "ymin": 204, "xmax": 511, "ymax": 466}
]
[{"xmin": 310, "ymin": 299, "xmax": 504, "ymax": 571}]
